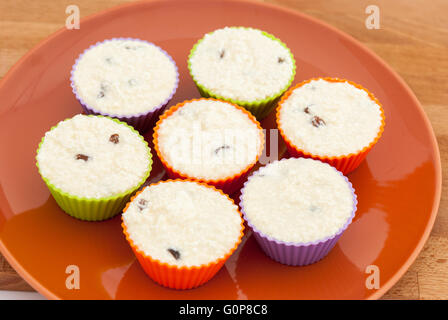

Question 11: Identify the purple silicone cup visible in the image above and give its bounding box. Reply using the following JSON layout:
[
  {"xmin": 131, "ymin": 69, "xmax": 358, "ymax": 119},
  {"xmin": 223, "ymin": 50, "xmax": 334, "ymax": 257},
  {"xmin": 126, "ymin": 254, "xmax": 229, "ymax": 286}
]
[
  {"xmin": 239, "ymin": 158, "xmax": 358, "ymax": 266},
  {"xmin": 70, "ymin": 38, "xmax": 179, "ymax": 133}
]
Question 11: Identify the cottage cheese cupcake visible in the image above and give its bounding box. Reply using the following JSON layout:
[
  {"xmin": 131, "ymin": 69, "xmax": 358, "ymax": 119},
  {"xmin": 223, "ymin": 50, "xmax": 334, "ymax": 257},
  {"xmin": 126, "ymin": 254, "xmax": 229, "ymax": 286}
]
[
  {"xmin": 153, "ymin": 98, "xmax": 264, "ymax": 194},
  {"xmin": 277, "ymin": 77, "xmax": 385, "ymax": 174},
  {"xmin": 188, "ymin": 27, "xmax": 296, "ymax": 119},
  {"xmin": 71, "ymin": 38, "xmax": 179, "ymax": 132},
  {"xmin": 36, "ymin": 114, "xmax": 152, "ymax": 221},
  {"xmin": 240, "ymin": 158, "xmax": 357, "ymax": 266},
  {"xmin": 121, "ymin": 179, "xmax": 244, "ymax": 289}
]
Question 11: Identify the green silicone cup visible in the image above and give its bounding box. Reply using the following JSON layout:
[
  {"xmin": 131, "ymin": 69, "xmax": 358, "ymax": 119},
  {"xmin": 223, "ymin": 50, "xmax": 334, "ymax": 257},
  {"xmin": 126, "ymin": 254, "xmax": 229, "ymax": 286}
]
[
  {"xmin": 188, "ymin": 27, "xmax": 296, "ymax": 120},
  {"xmin": 36, "ymin": 115, "xmax": 153, "ymax": 221}
]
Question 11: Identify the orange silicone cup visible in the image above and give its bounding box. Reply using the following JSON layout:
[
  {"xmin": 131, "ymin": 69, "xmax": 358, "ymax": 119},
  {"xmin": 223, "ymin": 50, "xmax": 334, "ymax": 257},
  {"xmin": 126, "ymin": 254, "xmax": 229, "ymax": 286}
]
[
  {"xmin": 276, "ymin": 77, "xmax": 386, "ymax": 174},
  {"xmin": 153, "ymin": 98, "xmax": 265, "ymax": 194},
  {"xmin": 121, "ymin": 179, "xmax": 245, "ymax": 290}
]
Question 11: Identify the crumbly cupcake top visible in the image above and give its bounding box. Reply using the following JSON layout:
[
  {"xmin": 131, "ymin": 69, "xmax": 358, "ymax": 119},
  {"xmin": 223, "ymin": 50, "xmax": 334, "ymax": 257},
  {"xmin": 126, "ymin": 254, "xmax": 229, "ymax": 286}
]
[
  {"xmin": 122, "ymin": 180, "xmax": 243, "ymax": 267},
  {"xmin": 72, "ymin": 39, "xmax": 177, "ymax": 116},
  {"xmin": 156, "ymin": 99, "xmax": 263, "ymax": 180},
  {"xmin": 37, "ymin": 115, "xmax": 151, "ymax": 198},
  {"xmin": 241, "ymin": 158, "xmax": 354, "ymax": 243},
  {"xmin": 279, "ymin": 79, "xmax": 383, "ymax": 157},
  {"xmin": 189, "ymin": 27, "xmax": 294, "ymax": 102}
]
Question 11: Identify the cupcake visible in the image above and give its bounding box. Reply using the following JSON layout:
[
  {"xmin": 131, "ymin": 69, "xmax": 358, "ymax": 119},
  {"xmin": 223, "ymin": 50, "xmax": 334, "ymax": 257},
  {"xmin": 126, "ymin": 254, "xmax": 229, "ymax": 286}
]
[
  {"xmin": 188, "ymin": 27, "xmax": 296, "ymax": 120},
  {"xmin": 153, "ymin": 98, "xmax": 264, "ymax": 194},
  {"xmin": 240, "ymin": 158, "xmax": 357, "ymax": 266},
  {"xmin": 36, "ymin": 114, "xmax": 152, "ymax": 221},
  {"xmin": 276, "ymin": 77, "xmax": 385, "ymax": 174},
  {"xmin": 71, "ymin": 38, "xmax": 179, "ymax": 133},
  {"xmin": 121, "ymin": 179, "xmax": 244, "ymax": 289}
]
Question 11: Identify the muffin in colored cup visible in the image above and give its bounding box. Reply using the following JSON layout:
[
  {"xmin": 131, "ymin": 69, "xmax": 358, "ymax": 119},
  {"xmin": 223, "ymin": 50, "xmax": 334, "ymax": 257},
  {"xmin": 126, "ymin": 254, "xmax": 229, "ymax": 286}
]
[
  {"xmin": 121, "ymin": 179, "xmax": 245, "ymax": 289},
  {"xmin": 71, "ymin": 38, "xmax": 179, "ymax": 132},
  {"xmin": 188, "ymin": 27, "xmax": 296, "ymax": 120},
  {"xmin": 239, "ymin": 158, "xmax": 357, "ymax": 266},
  {"xmin": 153, "ymin": 98, "xmax": 264, "ymax": 194},
  {"xmin": 276, "ymin": 77, "xmax": 385, "ymax": 174},
  {"xmin": 36, "ymin": 114, "xmax": 152, "ymax": 221}
]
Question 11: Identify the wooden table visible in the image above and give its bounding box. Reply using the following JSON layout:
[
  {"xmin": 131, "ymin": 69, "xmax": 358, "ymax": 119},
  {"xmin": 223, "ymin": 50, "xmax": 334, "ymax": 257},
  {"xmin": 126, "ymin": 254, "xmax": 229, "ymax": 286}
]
[{"xmin": 0, "ymin": 0, "xmax": 447, "ymax": 299}]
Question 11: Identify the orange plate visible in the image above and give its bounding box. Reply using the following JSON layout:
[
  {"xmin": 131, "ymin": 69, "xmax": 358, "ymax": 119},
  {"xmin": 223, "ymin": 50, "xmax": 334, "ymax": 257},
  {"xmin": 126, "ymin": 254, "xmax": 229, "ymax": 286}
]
[{"xmin": 0, "ymin": 0, "xmax": 441, "ymax": 299}]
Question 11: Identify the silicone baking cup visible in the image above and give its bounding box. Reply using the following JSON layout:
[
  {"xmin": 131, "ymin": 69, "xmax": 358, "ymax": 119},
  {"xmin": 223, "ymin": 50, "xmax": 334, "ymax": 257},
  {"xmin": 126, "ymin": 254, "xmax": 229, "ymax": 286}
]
[
  {"xmin": 276, "ymin": 77, "xmax": 386, "ymax": 174},
  {"xmin": 153, "ymin": 98, "xmax": 265, "ymax": 195},
  {"xmin": 36, "ymin": 115, "xmax": 152, "ymax": 221},
  {"xmin": 121, "ymin": 179, "xmax": 245, "ymax": 289},
  {"xmin": 239, "ymin": 158, "xmax": 357, "ymax": 266},
  {"xmin": 188, "ymin": 27, "xmax": 296, "ymax": 120},
  {"xmin": 70, "ymin": 38, "xmax": 179, "ymax": 133}
]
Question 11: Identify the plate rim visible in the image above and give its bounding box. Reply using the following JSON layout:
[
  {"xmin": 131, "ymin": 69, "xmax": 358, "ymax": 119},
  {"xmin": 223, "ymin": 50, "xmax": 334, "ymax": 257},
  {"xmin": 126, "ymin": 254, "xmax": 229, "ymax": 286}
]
[{"xmin": 0, "ymin": 0, "xmax": 442, "ymax": 300}]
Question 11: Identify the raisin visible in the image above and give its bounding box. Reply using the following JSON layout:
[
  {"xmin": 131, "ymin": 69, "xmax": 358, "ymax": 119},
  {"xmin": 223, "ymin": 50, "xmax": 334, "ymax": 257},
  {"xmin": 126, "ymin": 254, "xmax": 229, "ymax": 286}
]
[
  {"xmin": 109, "ymin": 134, "xmax": 119, "ymax": 144},
  {"xmin": 278, "ymin": 57, "xmax": 285, "ymax": 63},
  {"xmin": 311, "ymin": 116, "xmax": 326, "ymax": 127},
  {"xmin": 98, "ymin": 83, "xmax": 108, "ymax": 98},
  {"xmin": 75, "ymin": 154, "xmax": 89, "ymax": 161},
  {"xmin": 167, "ymin": 248, "xmax": 180, "ymax": 260},
  {"xmin": 219, "ymin": 49, "xmax": 225, "ymax": 59},
  {"xmin": 137, "ymin": 198, "xmax": 148, "ymax": 211},
  {"xmin": 214, "ymin": 145, "xmax": 231, "ymax": 154}
]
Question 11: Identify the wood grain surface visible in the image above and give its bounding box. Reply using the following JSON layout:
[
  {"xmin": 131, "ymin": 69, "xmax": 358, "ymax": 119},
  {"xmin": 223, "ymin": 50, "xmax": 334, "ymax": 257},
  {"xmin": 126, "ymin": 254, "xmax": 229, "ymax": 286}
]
[{"xmin": 0, "ymin": 0, "xmax": 447, "ymax": 299}]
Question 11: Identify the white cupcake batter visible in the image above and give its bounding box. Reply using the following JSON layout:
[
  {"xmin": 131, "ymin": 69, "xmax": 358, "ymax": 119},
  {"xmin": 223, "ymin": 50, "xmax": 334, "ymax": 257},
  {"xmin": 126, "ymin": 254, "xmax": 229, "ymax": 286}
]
[
  {"xmin": 279, "ymin": 79, "xmax": 383, "ymax": 157},
  {"xmin": 37, "ymin": 115, "xmax": 151, "ymax": 198},
  {"xmin": 241, "ymin": 158, "xmax": 355, "ymax": 243},
  {"xmin": 122, "ymin": 180, "xmax": 243, "ymax": 267},
  {"xmin": 156, "ymin": 99, "xmax": 263, "ymax": 180},
  {"xmin": 72, "ymin": 39, "xmax": 177, "ymax": 115},
  {"xmin": 189, "ymin": 27, "xmax": 295, "ymax": 102}
]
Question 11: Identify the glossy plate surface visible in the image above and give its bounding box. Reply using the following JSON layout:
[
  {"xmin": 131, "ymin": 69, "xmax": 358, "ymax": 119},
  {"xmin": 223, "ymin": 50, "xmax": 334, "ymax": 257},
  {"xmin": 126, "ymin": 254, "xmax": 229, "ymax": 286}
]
[{"xmin": 0, "ymin": 0, "xmax": 441, "ymax": 299}]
